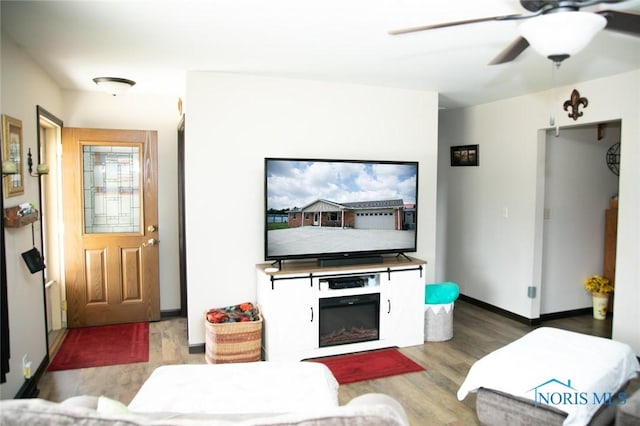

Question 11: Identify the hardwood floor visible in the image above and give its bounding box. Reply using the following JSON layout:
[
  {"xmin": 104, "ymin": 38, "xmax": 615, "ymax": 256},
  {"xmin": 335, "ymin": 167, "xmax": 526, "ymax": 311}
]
[
  {"xmin": 38, "ymin": 300, "xmax": 638, "ymax": 425},
  {"xmin": 38, "ymin": 317, "xmax": 204, "ymax": 404}
]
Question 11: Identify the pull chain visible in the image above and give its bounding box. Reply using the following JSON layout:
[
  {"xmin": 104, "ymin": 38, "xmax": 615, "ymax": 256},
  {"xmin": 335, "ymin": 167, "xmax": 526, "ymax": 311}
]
[{"xmin": 550, "ymin": 60, "xmax": 561, "ymax": 137}]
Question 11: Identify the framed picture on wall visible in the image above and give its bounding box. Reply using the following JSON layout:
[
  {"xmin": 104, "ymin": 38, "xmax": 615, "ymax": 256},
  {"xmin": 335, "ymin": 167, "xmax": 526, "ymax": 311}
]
[
  {"xmin": 450, "ymin": 144, "xmax": 479, "ymax": 167},
  {"xmin": 2, "ymin": 114, "xmax": 24, "ymax": 197}
]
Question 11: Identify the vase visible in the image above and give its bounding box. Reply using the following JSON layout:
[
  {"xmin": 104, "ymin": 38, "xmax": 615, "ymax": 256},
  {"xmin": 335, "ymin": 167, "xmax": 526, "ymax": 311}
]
[{"xmin": 592, "ymin": 292, "xmax": 609, "ymax": 320}]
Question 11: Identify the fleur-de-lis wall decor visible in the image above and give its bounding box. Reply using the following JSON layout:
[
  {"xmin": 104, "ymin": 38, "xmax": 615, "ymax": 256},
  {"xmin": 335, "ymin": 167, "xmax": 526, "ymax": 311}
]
[{"xmin": 563, "ymin": 89, "xmax": 588, "ymax": 121}]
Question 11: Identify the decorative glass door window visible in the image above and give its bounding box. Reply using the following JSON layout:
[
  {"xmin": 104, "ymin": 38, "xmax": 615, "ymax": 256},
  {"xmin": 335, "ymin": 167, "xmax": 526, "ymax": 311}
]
[{"xmin": 83, "ymin": 145, "xmax": 141, "ymax": 234}]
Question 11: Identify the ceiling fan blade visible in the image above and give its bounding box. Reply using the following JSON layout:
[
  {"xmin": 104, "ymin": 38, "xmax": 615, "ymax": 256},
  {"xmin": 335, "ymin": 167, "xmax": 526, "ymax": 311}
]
[
  {"xmin": 598, "ymin": 10, "xmax": 640, "ymax": 36},
  {"xmin": 388, "ymin": 14, "xmax": 522, "ymax": 35},
  {"xmin": 488, "ymin": 37, "xmax": 530, "ymax": 65}
]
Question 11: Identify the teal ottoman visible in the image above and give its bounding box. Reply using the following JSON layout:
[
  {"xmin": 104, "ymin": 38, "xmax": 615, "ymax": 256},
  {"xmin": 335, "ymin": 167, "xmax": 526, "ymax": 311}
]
[{"xmin": 424, "ymin": 282, "xmax": 459, "ymax": 342}]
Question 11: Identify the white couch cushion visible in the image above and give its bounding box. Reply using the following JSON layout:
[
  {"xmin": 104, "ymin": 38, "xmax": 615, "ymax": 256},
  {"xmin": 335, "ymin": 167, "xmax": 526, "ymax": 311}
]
[{"xmin": 128, "ymin": 362, "xmax": 339, "ymax": 415}]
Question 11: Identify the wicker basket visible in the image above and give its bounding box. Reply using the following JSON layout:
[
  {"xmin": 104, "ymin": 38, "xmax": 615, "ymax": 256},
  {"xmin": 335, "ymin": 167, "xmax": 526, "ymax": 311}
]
[{"xmin": 204, "ymin": 308, "xmax": 262, "ymax": 364}]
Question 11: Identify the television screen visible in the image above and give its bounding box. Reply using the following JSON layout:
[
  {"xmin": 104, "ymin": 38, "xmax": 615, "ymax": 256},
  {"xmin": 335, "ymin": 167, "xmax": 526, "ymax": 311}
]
[{"xmin": 265, "ymin": 158, "xmax": 418, "ymax": 262}]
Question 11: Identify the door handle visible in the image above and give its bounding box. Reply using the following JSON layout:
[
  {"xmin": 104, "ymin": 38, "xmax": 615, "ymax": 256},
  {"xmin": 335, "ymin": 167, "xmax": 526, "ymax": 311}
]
[
  {"xmin": 147, "ymin": 225, "xmax": 157, "ymax": 232},
  {"xmin": 142, "ymin": 238, "xmax": 159, "ymax": 247}
]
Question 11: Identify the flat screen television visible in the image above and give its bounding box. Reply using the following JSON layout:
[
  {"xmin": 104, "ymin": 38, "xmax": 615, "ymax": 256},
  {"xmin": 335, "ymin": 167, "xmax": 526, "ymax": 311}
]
[{"xmin": 265, "ymin": 158, "xmax": 418, "ymax": 264}]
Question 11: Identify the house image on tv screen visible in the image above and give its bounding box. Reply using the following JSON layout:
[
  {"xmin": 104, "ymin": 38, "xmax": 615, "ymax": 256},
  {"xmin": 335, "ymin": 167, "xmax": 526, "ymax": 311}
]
[
  {"xmin": 287, "ymin": 198, "xmax": 415, "ymax": 231},
  {"xmin": 264, "ymin": 158, "xmax": 418, "ymax": 259}
]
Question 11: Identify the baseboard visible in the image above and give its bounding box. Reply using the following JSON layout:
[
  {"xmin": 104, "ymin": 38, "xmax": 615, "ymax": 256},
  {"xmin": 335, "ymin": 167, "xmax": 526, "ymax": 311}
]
[
  {"xmin": 160, "ymin": 309, "xmax": 183, "ymax": 319},
  {"xmin": 539, "ymin": 307, "xmax": 592, "ymax": 321},
  {"xmin": 15, "ymin": 378, "xmax": 39, "ymax": 399},
  {"xmin": 458, "ymin": 294, "xmax": 541, "ymax": 326},
  {"xmin": 189, "ymin": 343, "xmax": 205, "ymax": 354}
]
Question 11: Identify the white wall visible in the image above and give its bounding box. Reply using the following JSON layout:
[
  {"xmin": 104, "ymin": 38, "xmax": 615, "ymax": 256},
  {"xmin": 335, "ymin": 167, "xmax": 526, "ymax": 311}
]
[
  {"xmin": 62, "ymin": 91, "xmax": 181, "ymax": 312},
  {"xmin": 439, "ymin": 95, "xmax": 548, "ymax": 318},
  {"xmin": 541, "ymin": 124, "xmax": 620, "ymax": 314},
  {"xmin": 1, "ymin": 33, "xmax": 62, "ymax": 399},
  {"xmin": 438, "ymin": 70, "xmax": 640, "ymax": 354},
  {"xmin": 185, "ymin": 72, "xmax": 439, "ymax": 347}
]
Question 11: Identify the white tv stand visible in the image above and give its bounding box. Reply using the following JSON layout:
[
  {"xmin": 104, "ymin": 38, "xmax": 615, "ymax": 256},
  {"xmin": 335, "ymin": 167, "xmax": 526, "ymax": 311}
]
[{"xmin": 256, "ymin": 256, "xmax": 426, "ymax": 361}]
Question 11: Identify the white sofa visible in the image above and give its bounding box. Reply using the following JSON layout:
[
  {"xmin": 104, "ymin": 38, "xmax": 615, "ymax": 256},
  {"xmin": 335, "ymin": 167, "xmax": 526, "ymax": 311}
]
[
  {"xmin": 0, "ymin": 362, "xmax": 410, "ymax": 425},
  {"xmin": 0, "ymin": 393, "xmax": 409, "ymax": 426}
]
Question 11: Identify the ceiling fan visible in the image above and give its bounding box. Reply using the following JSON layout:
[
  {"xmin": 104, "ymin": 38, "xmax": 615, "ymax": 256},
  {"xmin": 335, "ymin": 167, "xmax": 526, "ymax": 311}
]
[{"xmin": 389, "ymin": 0, "xmax": 640, "ymax": 64}]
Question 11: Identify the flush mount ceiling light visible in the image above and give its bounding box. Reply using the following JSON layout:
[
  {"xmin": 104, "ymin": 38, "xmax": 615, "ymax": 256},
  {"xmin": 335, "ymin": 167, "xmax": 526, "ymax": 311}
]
[
  {"xmin": 518, "ymin": 11, "xmax": 606, "ymax": 63},
  {"xmin": 92, "ymin": 77, "xmax": 136, "ymax": 96}
]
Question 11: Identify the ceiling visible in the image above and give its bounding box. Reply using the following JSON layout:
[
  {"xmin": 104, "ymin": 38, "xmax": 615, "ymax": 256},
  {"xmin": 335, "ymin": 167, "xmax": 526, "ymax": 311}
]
[{"xmin": 2, "ymin": 0, "xmax": 640, "ymax": 109}]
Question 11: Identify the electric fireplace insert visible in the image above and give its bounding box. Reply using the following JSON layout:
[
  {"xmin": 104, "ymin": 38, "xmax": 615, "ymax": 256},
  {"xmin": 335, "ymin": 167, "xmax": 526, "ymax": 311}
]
[{"xmin": 318, "ymin": 293, "xmax": 380, "ymax": 347}]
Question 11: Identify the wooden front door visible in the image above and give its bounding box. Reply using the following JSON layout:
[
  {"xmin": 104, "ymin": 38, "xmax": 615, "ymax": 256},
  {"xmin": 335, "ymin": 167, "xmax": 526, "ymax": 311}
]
[{"xmin": 62, "ymin": 128, "xmax": 160, "ymax": 327}]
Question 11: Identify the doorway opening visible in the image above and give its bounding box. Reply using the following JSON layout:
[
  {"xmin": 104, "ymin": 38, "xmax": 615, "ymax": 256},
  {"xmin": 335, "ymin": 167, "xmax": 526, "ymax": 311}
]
[
  {"xmin": 36, "ymin": 106, "xmax": 66, "ymax": 357},
  {"xmin": 539, "ymin": 120, "xmax": 620, "ymax": 323}
]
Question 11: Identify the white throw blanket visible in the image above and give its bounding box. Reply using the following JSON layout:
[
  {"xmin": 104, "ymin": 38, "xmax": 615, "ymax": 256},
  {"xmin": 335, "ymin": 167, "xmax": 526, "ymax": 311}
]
[{"xmin": 457, "ymin": 327, "xmax": 639, "ymax": 426}]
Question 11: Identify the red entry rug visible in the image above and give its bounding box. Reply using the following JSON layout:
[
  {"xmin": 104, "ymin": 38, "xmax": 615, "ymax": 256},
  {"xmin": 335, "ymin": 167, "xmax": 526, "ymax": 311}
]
[
  {"xmin": 309, "ymin": 348, "xmax": 424, "ymax": 384},
  {"xmin": 48, "ymin": 322, "xmax": 149, "ymax": 371}
]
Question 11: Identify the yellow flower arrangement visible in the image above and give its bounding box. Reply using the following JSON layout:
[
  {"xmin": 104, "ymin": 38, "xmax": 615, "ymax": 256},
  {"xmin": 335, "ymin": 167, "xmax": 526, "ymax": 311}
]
[{"xmin": 584, "ymin": 275, "xmax": 614, "ymax": 295}]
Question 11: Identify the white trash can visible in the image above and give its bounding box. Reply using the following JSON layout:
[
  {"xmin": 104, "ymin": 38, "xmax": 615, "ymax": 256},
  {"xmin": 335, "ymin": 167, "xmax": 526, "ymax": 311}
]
[{"xmin": 424, "ymin": 302, "xmax": 454, "ymax": 342}]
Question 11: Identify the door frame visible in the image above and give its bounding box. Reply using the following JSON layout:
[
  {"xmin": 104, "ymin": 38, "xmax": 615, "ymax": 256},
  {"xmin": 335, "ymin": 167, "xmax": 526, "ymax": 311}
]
[
  {"xmin": 177, "ymin": 115, "xmax": 187, "ymax": 317},
  {"xmin": 35, "ymin": 105, "xmax": 65, "ymax": 356},
  {"xmin": 0, "ymin": 117, "xmax": 7, "ymax": 383}
]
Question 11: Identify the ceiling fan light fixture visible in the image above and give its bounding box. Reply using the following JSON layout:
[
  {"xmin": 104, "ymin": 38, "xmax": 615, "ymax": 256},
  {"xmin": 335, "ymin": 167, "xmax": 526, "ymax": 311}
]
[
  {"xmin": 518, "ymin": 12, "xmax": 606, "ymax": 61},
  {"xmin": 92, "ymin": 77, "xmax": 136, "ymax": 96}
]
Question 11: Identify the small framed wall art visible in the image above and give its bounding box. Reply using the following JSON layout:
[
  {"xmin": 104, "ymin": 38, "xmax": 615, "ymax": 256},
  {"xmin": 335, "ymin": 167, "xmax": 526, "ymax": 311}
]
[
  {"xmin": 2, "ymin": 114, "xmax": 24, "ymax": 197},
  {"xmin": 450, "ymin": 144, "xmax": 479, "ymax": 167}
]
